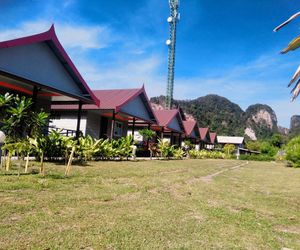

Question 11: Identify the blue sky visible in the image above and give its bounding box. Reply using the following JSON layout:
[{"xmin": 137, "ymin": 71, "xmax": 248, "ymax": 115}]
[{"xmin": 1, "ymin": 0, "xmax": 300, "ymax": 127}]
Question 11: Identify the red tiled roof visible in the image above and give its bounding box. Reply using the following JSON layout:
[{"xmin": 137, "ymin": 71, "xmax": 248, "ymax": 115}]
[
  {"xmin": 52, "ymin": 87, "xmax": 141, "ymax": 111},
  {"xmin": 154, "ymin": 109, "xmax": 178, "ymax": 127},
  {"xmin": 52, "ymin": 86, "xmax": 157, "ymax": 122},
  {"xmin": 209, "ymin": 132, "xmax": 217, "ymax": 144},
  {"xmin": 183, "ymin": 120, "xmax": 197, "ymax": 137},
  {"xmin": 0, "ymin": 25, "xmax": 99, "ymax": 106},
  {"xmin": 199, "ymin": 127, "xmax": 209, "ymax": 140}
]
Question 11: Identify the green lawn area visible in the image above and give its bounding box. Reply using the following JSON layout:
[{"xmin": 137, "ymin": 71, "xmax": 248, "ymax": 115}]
[{"xmin": 0, "ymin": 159, "xmax": 299, "ymax": 249}]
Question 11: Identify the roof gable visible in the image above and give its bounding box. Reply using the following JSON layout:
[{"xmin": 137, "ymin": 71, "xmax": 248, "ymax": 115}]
[
  {"xmin": 154, "ymin": 109, "xmax": 184, "ymax": 133},
  {"xmin": 199, "ymin": 127, "xmax": 210, "ymax": 141},
  {"xmin": 209, "ymin": 132, "xmax": 217, "ymax": 144},
  {"xmin": 183, "ymin": 120, "xmax": 199, "ymax": 138},
  {"xmin": 0, "ymin": 25, "xmax": 99, "ymax": 105}
]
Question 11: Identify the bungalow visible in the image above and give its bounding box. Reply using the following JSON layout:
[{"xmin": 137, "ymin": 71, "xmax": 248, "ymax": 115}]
[
  {"xmin": 206, "ymin": 132, "xmax": 217, "ymax": 150},
  {"xmin": 217, "ymin": 136, "xmax": 245, "ymax": 149},
  {"xmin": 209, "ymin": 132, "xmax": 217, "ymax": 145},
  {"xmin": 182, "ymin": 120, "xmax": 200, "ymax": 144},
  {"xmin": 199, "ymin": 127, "xmax": 210, "ymax": 149},
  {"xmin": 151, "ymin": 109, "xmax": 185, "ymax": 146},
  {"xmin": 0, "ymin": 25, "xmax": 99, "ymax": 137},
  {"xmin": 51, "ymin": 86, "xmax": 157, "ymax": 139}
]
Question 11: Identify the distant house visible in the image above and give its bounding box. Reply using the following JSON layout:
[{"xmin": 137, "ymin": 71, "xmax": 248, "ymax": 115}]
[
  {"xmin": 182, "ymin": 120, "xmax": 200, "ymax": 144},
  {"xmin": 217, "ymin": 136, "xmax": 245, "ymax": 148},
  {"xmin": 199, "ymin": 127, "xmax": 210, "ymax": 149},
  {"xmin": 0, "ymin": 25, "xmax": 99, "ymax": 137},
  {"xmin": 205, "ymin": 132, "xmax": 217, "ymax": 150},
  {"xmin": 51, "ymin": 86, "xmax": 156, "ymax": 139},
  {"xmin": 209, "ymin": 132, "xmax": 217, "ymax": 145},
  {"xmin": 151, "ymin": 109, "xmax": 185, "ymax": 146}
]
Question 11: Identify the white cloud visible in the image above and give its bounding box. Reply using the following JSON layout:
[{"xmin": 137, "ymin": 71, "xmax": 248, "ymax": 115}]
[
  {"xmin": 0, "ymin": 21, "xmax": 112, "ymax": 50},
  {"xmin": 75, "ymin": 55, "xmax": 166, "ymax": 97}
]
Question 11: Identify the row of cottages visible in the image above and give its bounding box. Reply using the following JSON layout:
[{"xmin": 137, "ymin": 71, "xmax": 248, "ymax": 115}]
[{"xmin": 0, "ymin": 25, "xmax": 218, "ymax": 149}]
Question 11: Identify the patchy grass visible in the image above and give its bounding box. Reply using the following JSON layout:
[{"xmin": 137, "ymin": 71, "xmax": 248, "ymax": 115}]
[{"xmin": 0, "ymin": 159, "xmax": 299, "ymax": 249}]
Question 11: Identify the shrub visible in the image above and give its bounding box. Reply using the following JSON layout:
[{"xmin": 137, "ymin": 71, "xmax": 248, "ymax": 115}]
[
  {"xmin": 189, "ymin": 150, "xmax": 226, "ymax": 159},
  {"xmin": 260, "ymin": 141, "xmax": 278, "ymax": 157},
  {"xmin": 173, "ymin": 148, "xmax": 185, "ymax": 160},
  {"xmin": 239, "ymin": 154, "xmax": 275, "ymax": 162},
  {"xmin": 223, "ymin": 144, "xmax": 236, "ymax": 156},
  {"xmin": 285, "ymin": 136, "xmax": 300, "ymax": 168},
  {"xmin": 157, "ymin": 139, "xmax": 174, "ymax": 159}
]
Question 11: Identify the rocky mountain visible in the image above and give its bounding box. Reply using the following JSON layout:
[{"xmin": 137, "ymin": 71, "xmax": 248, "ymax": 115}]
[
  {"xmin": 244, "ymin": 104, "xmax": 278, "ymax": 140},
  {"xmin": 150, "ymin": 95, "xmax": 279, "ymax": 140},
  {"xmin": 278, "ymin": 126, "xmax": 289, "ymax": 136},
  {"xmin": 290, "ymin": 115, "xmax": 300, "ymax": 136}
]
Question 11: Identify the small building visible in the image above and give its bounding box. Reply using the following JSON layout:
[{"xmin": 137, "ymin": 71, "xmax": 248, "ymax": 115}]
[
  {"xmin": 206, "ymin": 132, "xmax": 217, "ymax": 150},
  {"xmin": 209, "ymin": 132, "xmax": 217, "ymax": 145},
  {"xmin": 199, "ymin": 127, "xmax": 210, "ymax": 149},
  {"xmin": 51, "ymin": 86, "xmax": 157, "ymax": 139},
  {"xmin": 217, "ymin": 136, "xmax": 245, "ymax": 149},
  {"xmin": 182, "ymin": 120, "xmax": 200, "ymax": 144},
  {"xmin": 0, "ymin": 25, "xmax": 99, "ymax": 137},
  {"xmin": 151, "ymin": 109, "xmax": 185, "ymax": 146}
]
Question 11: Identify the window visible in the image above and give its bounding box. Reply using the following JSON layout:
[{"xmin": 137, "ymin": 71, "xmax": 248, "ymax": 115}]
[{"xmin": 114, "ymin": 121, "xmax": 123, "ymax": 137}]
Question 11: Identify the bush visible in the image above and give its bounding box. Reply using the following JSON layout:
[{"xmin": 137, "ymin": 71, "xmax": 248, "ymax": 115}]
[
  {"xmin": 173, "ymin": 148, "xmax": 185, "ymax": 160},
  {"xmin": 285, "ymin": 136, "xmax": 300, "ymax": 168},
  {"xmin": 189, "ymin": 150, "xmax": 226, "ymax": 159},
  {"xmin": 260, "ymin": 141, "xmax": 278, "ymax": 157},
  {"xmin": 223, "ymin": 144, "xmax": 236, "ymax": 156},
  {"xmin": 157, "ymin": 139, "xmax": 174, "ymax": 159},
  {"xmin": 239, "ymin": 154, "xmax": 275, "ymax": 162}
]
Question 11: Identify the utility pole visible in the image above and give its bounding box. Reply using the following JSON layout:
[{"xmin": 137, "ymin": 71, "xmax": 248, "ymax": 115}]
[{"xmin": 165, "ymin": 0, "xmax": 180, "ymax": 109}]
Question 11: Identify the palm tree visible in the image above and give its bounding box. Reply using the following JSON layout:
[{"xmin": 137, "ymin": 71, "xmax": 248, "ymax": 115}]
[{"xmin": 274, "ymin": 11, "xmax": 300, "ymax": 100}]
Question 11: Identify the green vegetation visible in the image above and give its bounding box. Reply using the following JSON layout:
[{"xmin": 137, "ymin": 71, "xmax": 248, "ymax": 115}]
[
  {"xmin": 138, "ymin": 128, "xmax": 156, "ymax": 142},
  {"xmin": 285, "ymin": 136, "xmax": 300, "ymax": 168},
  {"xmin": 0, "ymin": 159, "xmax": 299, "ymax": 249},
  {"xmin": 189, "ymin": 149, "xmax": 226, "ymax": 159},
  {"xmin": 151, "ymin": 95, "xmax": 279, "ymax": 139},
  {"xmin": 245, "ymin": 133, "xmax": 286, "ymax": 162},
  {"xmin": 223, "ymin": 144, "xmax": 236, "ymax": 156}
]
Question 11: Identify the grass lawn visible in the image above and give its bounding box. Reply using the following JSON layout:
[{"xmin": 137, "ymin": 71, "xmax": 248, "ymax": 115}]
[{"xmin": 0, "ymin": 159, "xmax": 299, "ymax": 249}]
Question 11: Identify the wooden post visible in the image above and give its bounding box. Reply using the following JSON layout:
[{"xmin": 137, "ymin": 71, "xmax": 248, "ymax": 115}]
[
  {"xmin": 110, "ymin": 111, "xmax": 115, "ymax": 139},
  {"xmin": 76, "ymin": 101, "xmax": 82, "ymax": 139},
  {"xmin": 147, "ymin": 123, "xmax": 151, "ymax": 148},
  {"xmin": 179, "ymin": 133, "xmax": 182, "ymax": 147},
  {"xmin": 32, "ymin": 86, "xmax": 38, "ymax": 111},
  {"xmin": 170, "ymin": 131, "xmax": 174, "ymax": 145},
  {"xmin": 161, "ymin": 127, "xmax": 164, "ymax": 140},
  {"xmin": 132, "ymin": 118, "xmax": 136, "ymax": 137}
]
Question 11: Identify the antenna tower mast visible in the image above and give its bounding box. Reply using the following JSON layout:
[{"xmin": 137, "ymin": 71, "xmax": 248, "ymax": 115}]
[{"xmin": 165, "ymin": 0, "xmax": 180, "ymax": 109}]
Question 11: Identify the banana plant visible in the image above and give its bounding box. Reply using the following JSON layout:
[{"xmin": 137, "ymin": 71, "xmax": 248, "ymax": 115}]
[{"xmin": 274, "ymin": 11, "xmax": 300, "ymax": 100}]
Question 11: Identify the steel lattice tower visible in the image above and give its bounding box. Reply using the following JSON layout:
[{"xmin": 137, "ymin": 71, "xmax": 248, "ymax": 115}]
[{"xmin": 165, "ymin": 0, "xmax": 180, "ymax": 110}]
